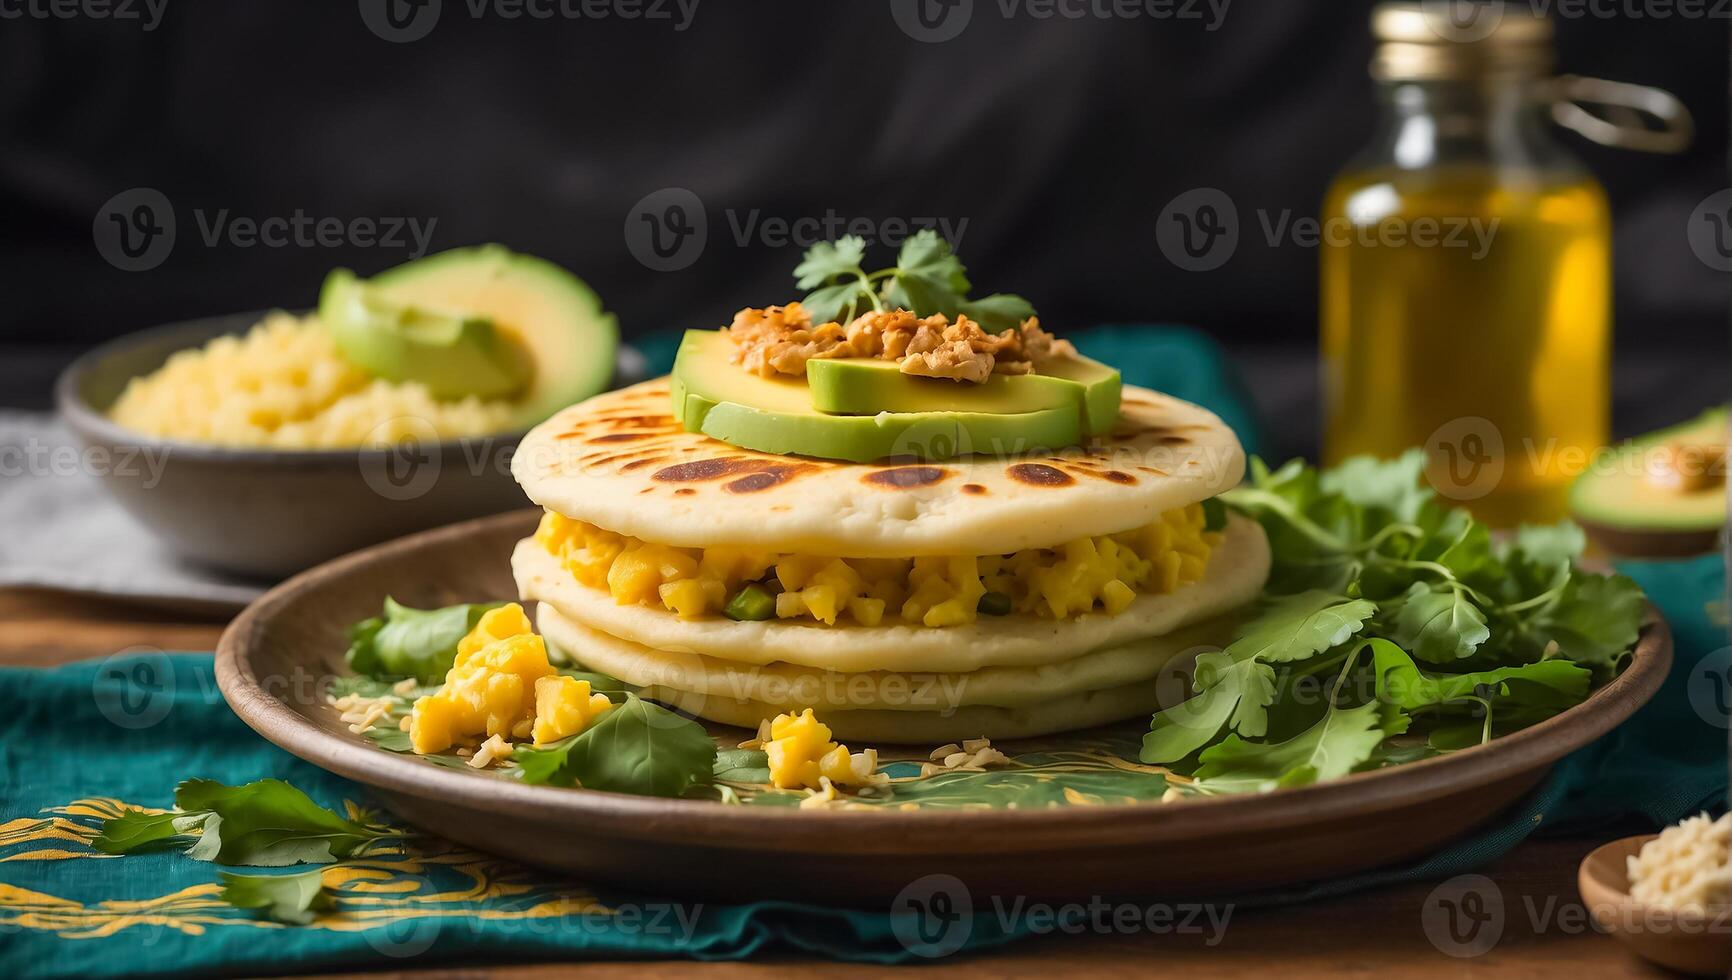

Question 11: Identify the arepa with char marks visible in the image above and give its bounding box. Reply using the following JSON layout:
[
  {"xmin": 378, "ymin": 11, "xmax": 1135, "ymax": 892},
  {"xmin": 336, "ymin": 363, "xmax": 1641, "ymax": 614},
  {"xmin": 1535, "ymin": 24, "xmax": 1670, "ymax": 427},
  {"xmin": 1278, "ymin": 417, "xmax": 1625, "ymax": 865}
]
[{"xmin": 511, "ymin": 378, "xmax": 1245, "ymax": 556}]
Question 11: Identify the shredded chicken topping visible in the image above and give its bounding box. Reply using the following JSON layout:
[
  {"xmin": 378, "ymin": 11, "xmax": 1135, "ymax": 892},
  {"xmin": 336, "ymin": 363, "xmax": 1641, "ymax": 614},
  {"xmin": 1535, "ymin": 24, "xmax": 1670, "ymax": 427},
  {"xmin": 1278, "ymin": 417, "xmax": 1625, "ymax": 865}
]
[{"xmin": 724, "ymin": 303, "xmax": 1074, "ymax": 383}]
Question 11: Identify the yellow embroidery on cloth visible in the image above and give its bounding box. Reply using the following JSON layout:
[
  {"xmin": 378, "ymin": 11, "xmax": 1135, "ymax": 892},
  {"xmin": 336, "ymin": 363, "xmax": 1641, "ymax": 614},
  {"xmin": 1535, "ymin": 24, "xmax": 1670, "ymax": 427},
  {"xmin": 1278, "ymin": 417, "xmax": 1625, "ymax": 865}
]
[{"xmin": 0, "ymin": 797, "xmax": 611, "ymax": 938}]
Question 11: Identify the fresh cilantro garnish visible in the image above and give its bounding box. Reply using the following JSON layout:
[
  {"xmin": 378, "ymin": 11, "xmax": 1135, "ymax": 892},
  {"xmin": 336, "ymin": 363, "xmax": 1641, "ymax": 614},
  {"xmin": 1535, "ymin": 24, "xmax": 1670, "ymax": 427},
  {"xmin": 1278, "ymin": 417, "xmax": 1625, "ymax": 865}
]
[
  {"xmin": 513, "ymin": 694, "xmax": 717, "ymax": 798},
  {"xmin": 218, "ymin": 868, "xmax": 334, "ymax": 925},
  {"xmin": 793, "ymin": 229, "xmax": 1035, "ymax": 332},
  {"xmin": 1145, "ymin": 452, "xmax": 1647, "ymax": 796}
]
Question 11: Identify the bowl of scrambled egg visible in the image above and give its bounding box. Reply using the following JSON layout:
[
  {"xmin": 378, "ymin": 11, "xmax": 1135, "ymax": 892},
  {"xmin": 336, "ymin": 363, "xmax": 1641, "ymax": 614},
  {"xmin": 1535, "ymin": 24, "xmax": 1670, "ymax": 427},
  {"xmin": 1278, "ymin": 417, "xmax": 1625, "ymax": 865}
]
[{"xmin": 56, "ymin": 246, "xmax": 626, "ymax": 578}]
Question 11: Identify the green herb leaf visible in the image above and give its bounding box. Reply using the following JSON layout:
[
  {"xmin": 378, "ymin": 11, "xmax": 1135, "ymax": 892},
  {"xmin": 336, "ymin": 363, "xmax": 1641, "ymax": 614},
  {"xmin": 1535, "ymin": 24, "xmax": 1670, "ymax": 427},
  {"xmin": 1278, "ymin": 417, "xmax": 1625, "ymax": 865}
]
[
  {"xmin": 514, "ymin": 695, "xmax": 717, "ymax": 798},
  {"xmin": 345, "ymin": 598, "xmax": 504, "ymax": 684},
  {"xmin": 958, "ymin": 293, "xmax": 1036, "ymax": 334},
  {"xmin": 1224, "ymin": 591, "xmax": 1377, "ymax": 665},
  {"xmin": 175, "ymin": 779, "xmax": 386, "ymax": 866},
  {"xmin": 1140, "ymin": 654, "xmax": 1277, "ymax": 762},
  {"xmin": 713, "ymin": 748, "xmax": 771, "ymax": 783},
  {"xmin": 1511, "ymin": 521, "xmax": 1587, "ymax": 566},
  {"xmin": 800, "ymin": 281, "xmax": 873, "ymax": 326},
  {"xmin": 1201, "ymin": 496, "xmax": 1228, "ymax": 532},
  {"xmin": 1319, "ymin": 449, "xmax": 1432, "ymax": 522},
  {"xmin": 1528, "ymin": 572, "xmax": 1645, "ymax": 668},
  {"xmin": 1186, "ymin": 701, "xmax": 1402, "ymax": 795},
  {"xmin": 92, "ymin": 810, "xmax": 209, "ymax": 855},
  {"xmin": 218, "ymin": 868, "xmax": 333, "ymax": 925},
  {"xmin": 893, "ymin": 229, "xmax": 970, "ymax": 293},
  {"xmin": 1384, "ymin": 583, "xmax": 1491, "ymax": 663},
  {"xmin": 793, "ymin": 236, "xmax": 867, "ymax": 290},
  {"xmin": 1365, "ymin": 638, "xmax": 1591, "ymax": 710}
]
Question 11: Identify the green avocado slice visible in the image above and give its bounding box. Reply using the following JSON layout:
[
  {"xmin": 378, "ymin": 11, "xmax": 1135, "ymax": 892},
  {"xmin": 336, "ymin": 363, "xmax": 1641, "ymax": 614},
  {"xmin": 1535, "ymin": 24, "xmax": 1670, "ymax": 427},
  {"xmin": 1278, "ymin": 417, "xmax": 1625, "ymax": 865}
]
[
  {"xmin": 322, "ymin": 246, "xmax": 619, "ymax": 429},
  {"xmin": 806, "ymin": 353, "xmax": 1121, "ymax": 435},
  {"xmin": 670, "ymin": 331, "xmax": 1082, "ymax": 462},
  {"xmin": 1570, "ymin": 407, "xmax": 1726, "ymax": 556},
  {"xmin": 321, "ymin": 268, "xmax": 532, "ymax": 401}
]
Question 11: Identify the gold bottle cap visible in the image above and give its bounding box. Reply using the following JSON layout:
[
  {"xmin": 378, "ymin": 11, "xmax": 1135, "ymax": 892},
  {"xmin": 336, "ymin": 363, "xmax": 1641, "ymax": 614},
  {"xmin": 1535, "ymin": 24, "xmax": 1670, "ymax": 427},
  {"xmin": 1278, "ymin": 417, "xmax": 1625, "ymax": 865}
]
[{"xmin": 1371, "ymin": 2, "xmax": 1553, "ymax": 81}]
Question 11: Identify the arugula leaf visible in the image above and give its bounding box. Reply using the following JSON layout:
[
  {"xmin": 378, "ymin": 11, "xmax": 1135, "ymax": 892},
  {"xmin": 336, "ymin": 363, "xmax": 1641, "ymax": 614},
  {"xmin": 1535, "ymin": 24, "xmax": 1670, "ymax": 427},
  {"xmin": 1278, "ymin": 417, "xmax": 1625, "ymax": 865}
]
[
  {"xmin": 1527, "ymin": 572, "xmax": 1645, "ymax": 669},
  {"xmin": 1511, "ymin": 521, "xmax": 1587, "ymax": 566},
  {"xmin": 345, "ymin": 598, "xmax": 504, "ymax": 684},
  {"xmin": 514, "ymin": 695, "xmax": 717, "ymax": 798},
  {"xmin": 91, "ymin": 810, "xmax": 208, "ymax": 855},
  {"xmin": 1186, "ymin": 701, "xmax": 1403, "ymax": 795},
  {"xmin": 218, "ymin": 868, "xmax": 333, "ymax": 925},
  {"xmin": 1150, "ymin": 453, "xmax": 1647, "ymax": 795},
  {"xmin": 1384, "ymin": 583, "xmax": 1490, "ymax": 663},
  {"xmin": 1365, "ymin": 639, "xmax": 1591, "ymax": 711},
  {"xmin": 1223, "ymin": 591, "xmax": 1376, "ymax": 665},
  {"xmin": 1319, "ymin": 449, "xmax": 1432, "ymax": 523},
  {"xmin": 1140, "ymin": 654, "xmax": 1276, "ymax": 762},
  {"xmin": 176, "ymin": 779, "xmax": 386, "ymax": 866}
]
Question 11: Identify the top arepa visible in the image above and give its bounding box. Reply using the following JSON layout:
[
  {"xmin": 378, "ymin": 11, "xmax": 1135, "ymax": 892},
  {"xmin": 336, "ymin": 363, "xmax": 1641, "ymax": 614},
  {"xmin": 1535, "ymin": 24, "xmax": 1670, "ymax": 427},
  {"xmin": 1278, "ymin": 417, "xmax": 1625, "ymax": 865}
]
[{"xmin": 510, "ymin": 378, "xmax": 1245, "ymax": 557}]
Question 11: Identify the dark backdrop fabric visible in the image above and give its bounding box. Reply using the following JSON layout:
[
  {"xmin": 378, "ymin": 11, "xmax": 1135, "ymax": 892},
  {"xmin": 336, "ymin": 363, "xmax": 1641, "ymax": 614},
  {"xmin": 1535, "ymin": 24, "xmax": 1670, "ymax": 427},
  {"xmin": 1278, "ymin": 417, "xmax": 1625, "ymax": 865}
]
[{"xmin": 0, "ymin": 2, "xmax": 1725, "ymax": 355}]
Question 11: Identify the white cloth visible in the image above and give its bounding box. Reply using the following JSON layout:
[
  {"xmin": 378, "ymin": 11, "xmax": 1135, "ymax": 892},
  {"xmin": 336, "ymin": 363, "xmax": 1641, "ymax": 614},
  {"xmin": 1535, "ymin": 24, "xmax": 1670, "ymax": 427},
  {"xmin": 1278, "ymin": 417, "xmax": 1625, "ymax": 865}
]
[{"xmin": 0, "ymin": 412, "xmax": 265, "ymax": 613}]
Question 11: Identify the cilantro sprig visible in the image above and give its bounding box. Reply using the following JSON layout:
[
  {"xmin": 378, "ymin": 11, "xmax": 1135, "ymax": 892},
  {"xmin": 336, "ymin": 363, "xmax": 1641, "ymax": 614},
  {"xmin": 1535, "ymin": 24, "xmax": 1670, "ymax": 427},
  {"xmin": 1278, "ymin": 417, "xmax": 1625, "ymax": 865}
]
[
  {"xmin": 793, "ymin": 229, "xmax": 1035, "ymax": 333},
  {"xmin": 1146, "ymin": 451, "xmax": 1645, "ymax": 796}
]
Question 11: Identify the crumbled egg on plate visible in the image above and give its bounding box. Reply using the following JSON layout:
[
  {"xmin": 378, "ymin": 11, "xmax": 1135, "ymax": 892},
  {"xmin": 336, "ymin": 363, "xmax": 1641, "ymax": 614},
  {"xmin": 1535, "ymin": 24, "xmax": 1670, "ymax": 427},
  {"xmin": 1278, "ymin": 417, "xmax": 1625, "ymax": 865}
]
[{"xmin": 409, "ymin": 603, "xmax": 613, "ymax": 756}]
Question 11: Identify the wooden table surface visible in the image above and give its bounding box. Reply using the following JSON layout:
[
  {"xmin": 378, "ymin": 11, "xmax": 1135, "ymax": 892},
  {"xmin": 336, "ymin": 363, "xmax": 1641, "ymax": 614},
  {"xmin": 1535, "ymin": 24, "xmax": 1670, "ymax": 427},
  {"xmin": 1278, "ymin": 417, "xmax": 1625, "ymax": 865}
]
[{"xmin": 0, "ymin": 586, "xmax": 1679, "ymax": 978}]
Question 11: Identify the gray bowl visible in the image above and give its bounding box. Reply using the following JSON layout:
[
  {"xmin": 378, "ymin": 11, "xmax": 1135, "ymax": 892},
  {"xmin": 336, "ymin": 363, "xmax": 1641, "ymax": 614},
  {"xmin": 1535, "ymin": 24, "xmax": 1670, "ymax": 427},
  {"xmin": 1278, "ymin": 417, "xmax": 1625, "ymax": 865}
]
[{"xmin": 56, "ymin": 310, "xmax": 643, "ymax": 579}]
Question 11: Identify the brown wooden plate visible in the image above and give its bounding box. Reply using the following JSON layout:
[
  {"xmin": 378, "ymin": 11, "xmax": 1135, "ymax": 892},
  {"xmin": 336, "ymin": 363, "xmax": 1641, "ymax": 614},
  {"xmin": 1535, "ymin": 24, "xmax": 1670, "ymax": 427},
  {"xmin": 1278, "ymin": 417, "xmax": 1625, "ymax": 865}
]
[{"xmin": 216, "ymin": 509, "xmax": 1673, "ymax": 908}]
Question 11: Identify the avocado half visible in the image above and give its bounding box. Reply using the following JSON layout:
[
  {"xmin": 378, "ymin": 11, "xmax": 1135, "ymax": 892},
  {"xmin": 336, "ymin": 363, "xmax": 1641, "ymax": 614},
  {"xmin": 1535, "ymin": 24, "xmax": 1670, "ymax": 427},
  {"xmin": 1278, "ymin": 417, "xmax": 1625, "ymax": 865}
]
[
  {"xmin": 1570, "ymin": 407, "xmax": 1727, "ymax": 558},
  {"xmin": 323, "ymin": 245, "xmax": 618, "ymax": 430}
]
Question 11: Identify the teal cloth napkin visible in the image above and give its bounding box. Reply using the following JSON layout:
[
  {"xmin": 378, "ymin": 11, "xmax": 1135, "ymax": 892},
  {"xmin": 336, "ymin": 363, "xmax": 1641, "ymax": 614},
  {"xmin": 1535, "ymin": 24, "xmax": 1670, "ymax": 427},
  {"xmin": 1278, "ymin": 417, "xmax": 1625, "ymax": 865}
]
[{"xmin": 2, "ymin": 327, "xmax": 1721, "ymax": 975}]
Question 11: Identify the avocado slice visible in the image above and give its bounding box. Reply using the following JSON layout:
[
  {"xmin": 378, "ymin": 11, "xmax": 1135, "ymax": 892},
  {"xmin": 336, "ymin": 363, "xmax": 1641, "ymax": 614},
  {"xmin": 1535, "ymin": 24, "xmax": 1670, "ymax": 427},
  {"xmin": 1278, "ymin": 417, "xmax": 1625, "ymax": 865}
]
[
  {"xmin": 807, "ymin": 353, "xmax": 1121, "ymax": 434},
  {"xmin": 1570, "ymin": 407, "xmax": 1726, "ymax": 557},
  {"xmin": 326, "ymin": 246, "xmax": 618, "ymax": 429},
  {"xmin": 670, "ymin": 330, "xmax": 1082, "ymax": 462},
  {"xmin": 321, "ymin": 268, "xmax": 532, "ymax": 401}
]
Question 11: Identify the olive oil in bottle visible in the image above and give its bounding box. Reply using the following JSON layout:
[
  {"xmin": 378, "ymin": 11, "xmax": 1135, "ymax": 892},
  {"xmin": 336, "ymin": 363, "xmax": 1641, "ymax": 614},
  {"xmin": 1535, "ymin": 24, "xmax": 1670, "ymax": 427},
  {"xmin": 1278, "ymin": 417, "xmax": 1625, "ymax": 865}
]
[{"xmin": 1322, "ymin": 4, "xmax": 1687, "ymax": 527}]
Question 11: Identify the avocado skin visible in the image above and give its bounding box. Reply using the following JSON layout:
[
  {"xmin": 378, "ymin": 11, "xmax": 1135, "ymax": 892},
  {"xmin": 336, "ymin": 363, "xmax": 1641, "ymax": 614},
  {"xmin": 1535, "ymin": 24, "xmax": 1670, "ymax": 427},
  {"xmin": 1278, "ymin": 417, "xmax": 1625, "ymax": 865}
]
[
  {"xmin": 321, "ymin": 268, "xmax": 532, "ymax": 400},
  {"xmin": 359, "ymin": 245, "xmax": 618, "ymax": 429},
  {"xmin": 1570, "ymin": 406, "xmax": 1726, "ymax": 558},
  {"xmin": 670, "ymin": 330, "xmax": 1083, "ymax": 462},
  {"xmin": 807, "ymin": 353, "xmax": 1121, "ymax": 436}
]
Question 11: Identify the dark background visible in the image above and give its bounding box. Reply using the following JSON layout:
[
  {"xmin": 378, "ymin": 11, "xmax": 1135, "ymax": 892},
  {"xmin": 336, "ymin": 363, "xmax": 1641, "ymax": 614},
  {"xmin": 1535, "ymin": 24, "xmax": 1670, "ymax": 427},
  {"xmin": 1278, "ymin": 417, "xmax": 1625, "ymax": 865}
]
[{"xmin": 1, "ymin": 0, "xmax": 1725, "ymax": 455}]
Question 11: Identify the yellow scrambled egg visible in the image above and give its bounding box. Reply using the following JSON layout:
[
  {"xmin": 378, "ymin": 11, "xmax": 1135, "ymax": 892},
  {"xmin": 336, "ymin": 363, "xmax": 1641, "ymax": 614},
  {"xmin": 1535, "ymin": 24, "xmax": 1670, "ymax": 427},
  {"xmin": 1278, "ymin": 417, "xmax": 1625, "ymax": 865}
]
[
  {"xmin": 762, "ymin": 709, "xmax": 879, "ymax": 790},
  {"xmin": 109, "ymin": 313, "xmax": 517, "ymax": 448},
  {"xmin": 536, "ymin": 502, "xmax": 1219, "ymax": 627},
  {"xmin": 409, "ymin": 603, "xmax": 613, "ymax": 754}
]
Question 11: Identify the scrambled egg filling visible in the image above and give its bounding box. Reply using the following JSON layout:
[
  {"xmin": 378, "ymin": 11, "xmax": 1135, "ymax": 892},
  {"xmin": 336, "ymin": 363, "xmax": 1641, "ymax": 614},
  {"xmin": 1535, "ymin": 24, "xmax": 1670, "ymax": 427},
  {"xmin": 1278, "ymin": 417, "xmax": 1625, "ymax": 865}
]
[
  {"xmin": 109, "ymin": 313, "xmax": 517, "ymax": 449},
  {"xmin": 535, "ymin": 503, "xmax": 1219, "ymax": 627},
  {"xmin": 409, "ymin": 603, "xmax": 613, "ymax": 755},
  {"xmin": 763, "ymin": 709, "xmax": 879, "ymax": 790}
]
